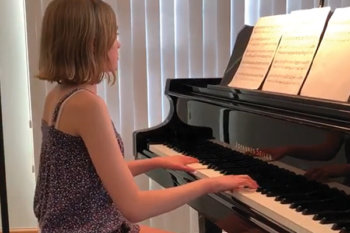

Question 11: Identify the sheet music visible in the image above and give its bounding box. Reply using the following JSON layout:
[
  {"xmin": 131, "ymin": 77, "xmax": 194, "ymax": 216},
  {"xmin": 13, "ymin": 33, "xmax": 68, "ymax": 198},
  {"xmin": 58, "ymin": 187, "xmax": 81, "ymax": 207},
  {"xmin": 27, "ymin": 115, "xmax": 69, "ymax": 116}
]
[
  {"xmin": 301, "ymin": 7, "xmax": 350, "ymax": 102},
  {"xmin": 228, "ymin": 15, "xmax": 287, "ymax": 89},
  {"xmin": 262, "ymin": 7, "xmax": 330, "ymax": 95}
]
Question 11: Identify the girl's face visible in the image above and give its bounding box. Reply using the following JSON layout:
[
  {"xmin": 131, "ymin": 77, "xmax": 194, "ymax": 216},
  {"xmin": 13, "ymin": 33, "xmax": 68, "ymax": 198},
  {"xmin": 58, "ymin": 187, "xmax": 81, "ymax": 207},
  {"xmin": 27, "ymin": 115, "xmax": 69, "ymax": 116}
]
[{"xmin": 107, "ymin": 38, "xmax": 121, "ymax": 71}]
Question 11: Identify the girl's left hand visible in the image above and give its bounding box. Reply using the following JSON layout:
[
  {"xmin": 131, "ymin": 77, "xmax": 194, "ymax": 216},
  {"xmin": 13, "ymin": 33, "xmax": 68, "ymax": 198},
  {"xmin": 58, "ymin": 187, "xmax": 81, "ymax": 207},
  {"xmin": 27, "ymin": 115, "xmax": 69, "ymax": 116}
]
[{"xmin": 155, "ymin": 155, "xmax": 199, "ymax": 172}]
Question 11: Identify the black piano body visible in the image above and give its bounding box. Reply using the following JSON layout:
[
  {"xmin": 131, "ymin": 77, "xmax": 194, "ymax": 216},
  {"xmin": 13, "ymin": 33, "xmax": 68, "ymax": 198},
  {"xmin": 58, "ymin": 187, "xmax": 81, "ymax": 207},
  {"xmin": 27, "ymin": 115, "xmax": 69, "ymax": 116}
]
[{"xmin": 133, "ymin": 26, "xmax": 350, "ymax": 233}]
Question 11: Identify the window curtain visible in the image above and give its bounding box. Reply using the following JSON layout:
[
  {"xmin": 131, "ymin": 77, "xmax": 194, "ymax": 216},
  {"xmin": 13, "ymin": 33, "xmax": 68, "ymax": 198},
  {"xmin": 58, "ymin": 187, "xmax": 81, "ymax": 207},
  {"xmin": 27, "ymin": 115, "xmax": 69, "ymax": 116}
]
[{"xmin": 27, "ymin": 0, "xmax": 350, "ymax": 232}]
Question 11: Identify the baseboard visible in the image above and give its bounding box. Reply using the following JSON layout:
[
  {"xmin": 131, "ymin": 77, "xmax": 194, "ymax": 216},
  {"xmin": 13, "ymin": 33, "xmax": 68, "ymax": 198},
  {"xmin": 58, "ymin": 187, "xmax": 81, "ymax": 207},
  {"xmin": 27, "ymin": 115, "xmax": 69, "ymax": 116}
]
[{"xmin": 0, "ymin": 228, "xmax": 38, "ymax": 233}]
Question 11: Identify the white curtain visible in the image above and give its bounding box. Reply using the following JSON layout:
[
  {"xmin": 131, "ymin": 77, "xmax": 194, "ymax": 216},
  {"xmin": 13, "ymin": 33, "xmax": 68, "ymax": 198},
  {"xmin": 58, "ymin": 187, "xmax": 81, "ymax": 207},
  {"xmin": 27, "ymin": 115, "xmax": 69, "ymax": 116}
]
[
  {"xmin": 26, "ymin": 0, "xmax": 350, "ymax": 232},
  {"xmin": 98, "ymin": 1, "xmax": 289, "ymax": 232}
]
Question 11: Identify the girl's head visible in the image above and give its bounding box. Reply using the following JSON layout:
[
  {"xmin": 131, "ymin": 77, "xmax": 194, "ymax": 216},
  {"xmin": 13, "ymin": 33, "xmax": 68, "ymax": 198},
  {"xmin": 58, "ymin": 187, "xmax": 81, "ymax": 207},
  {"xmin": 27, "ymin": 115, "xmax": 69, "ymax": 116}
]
[{"xmin": 38, "ymin": 0, "xmax": 119, "ymax": 85}]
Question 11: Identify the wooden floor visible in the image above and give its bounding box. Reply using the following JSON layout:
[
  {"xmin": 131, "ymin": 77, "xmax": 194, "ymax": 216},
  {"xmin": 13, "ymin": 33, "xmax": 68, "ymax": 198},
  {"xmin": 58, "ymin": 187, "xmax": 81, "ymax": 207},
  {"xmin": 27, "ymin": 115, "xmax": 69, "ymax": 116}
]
[{"xmin": 0, "ymin": 229, "xmax": 38, "ymax": 233}]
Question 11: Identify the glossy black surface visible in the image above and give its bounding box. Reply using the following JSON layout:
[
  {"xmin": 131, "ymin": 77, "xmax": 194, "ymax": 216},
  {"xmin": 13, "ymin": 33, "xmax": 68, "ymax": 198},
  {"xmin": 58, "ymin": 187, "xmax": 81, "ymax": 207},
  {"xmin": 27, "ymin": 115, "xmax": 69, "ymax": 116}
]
[
  {"xmin": 133, "ymin": 23, "xmax": 350, "ymax": 232},
  {"xmin": 134, "ymin": 77, "xmax": 350, "ymax": 233},
  {"xmin": 173, "ymin": 79, "xmax": 350, "ymax": 190}
]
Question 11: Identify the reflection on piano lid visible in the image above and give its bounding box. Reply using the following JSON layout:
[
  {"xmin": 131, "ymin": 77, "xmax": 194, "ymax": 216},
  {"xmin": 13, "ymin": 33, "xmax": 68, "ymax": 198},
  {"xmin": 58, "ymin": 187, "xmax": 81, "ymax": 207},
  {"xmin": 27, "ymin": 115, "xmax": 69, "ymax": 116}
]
[{"xmin": 133, "ymin": 25, "xmax": 350, "ymax": 233}]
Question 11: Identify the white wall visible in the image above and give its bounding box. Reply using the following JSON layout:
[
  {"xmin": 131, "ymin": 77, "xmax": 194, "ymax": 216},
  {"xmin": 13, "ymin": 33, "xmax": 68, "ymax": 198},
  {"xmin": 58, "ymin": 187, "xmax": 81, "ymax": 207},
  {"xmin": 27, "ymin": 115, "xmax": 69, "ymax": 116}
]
[
  {"xmin": 25, "ymin": 0, "xmax": 51, "ymax": 177},
  {"xmin": 0, "ymin": 0, "xmax": 37, "ymax": 229}
]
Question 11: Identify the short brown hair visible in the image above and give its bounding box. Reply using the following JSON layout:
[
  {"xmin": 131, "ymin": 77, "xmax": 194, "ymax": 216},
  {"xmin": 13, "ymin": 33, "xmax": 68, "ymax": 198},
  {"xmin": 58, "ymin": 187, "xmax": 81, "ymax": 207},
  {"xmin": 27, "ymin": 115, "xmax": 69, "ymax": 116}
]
[{"xmin": 37, "ymin": 0, "xmax": 117, "ymax": 85}]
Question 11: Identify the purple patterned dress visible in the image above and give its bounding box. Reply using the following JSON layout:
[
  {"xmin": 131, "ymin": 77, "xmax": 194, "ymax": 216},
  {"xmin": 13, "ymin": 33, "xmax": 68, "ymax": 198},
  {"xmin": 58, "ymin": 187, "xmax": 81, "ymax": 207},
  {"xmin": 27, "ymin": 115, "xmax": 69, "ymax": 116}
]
[{"xmin": 34, "ymin": 89, "xmax": 140, "ymax": 233}]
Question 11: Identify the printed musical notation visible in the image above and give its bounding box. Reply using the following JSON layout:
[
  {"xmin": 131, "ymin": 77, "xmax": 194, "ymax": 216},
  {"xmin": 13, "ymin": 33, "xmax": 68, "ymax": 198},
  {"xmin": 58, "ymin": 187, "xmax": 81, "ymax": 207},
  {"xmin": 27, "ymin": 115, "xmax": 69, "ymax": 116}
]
[
  {"xmin": 301, "ymin": 7, "xmax": 350, "ymax": 102},
  {"xmin": 228, "ymin": 15, "xmax": 288, "ymax": 89},
  {"xmin": 262, "ymin": 7, "xmax": 330, "ymax": 95}
]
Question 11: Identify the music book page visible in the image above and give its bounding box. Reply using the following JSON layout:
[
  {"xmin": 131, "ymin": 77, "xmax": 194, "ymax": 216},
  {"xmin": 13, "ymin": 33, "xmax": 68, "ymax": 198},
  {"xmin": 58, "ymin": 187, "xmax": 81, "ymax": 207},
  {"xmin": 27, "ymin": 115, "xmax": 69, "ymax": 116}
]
[
  {"xmin": 228, "ymin": 15, "xmax": 288, "ymax": 89},
  {"xmin": 262, "ymin": 7, "xmax": 331, "ymax": 95},
  {"xmin": 301, "ymin": 7, "xmax": 350, "ymax": 102}
]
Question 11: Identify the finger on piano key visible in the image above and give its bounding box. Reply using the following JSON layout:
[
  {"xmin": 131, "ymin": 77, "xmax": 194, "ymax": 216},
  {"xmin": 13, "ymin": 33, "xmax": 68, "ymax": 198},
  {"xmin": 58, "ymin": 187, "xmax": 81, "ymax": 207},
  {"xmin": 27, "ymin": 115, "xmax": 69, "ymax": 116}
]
[
  {"xmin": 192, "ymin": 168, "xmax": 223, "ymax": 179},
  {"xmin": 150, "ymin": 144, "xmax": 209, "ymax": 167},
  {"xmin": 186, "ymin": 163, "xmax": 208, "ymax": 170},
  {"xmin": 233, "ymin": 185, "xmax": 258, "ymax": 193}
]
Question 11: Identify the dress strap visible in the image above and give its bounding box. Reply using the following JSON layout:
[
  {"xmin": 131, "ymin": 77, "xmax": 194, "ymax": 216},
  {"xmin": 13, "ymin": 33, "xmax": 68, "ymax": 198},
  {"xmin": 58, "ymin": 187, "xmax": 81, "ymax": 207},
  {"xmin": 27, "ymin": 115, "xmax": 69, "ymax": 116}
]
[{"xmin": 51, "ymin": 88, "xmax": 94, "ymax": 127}]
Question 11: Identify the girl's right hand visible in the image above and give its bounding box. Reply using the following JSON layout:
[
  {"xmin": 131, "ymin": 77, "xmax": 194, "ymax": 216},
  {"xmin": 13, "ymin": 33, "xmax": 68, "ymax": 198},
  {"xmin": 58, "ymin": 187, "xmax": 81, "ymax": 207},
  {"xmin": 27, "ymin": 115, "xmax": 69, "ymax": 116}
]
[{"xmin": 209, "ymin": 175, "xmax": 259, "ymax": 193}]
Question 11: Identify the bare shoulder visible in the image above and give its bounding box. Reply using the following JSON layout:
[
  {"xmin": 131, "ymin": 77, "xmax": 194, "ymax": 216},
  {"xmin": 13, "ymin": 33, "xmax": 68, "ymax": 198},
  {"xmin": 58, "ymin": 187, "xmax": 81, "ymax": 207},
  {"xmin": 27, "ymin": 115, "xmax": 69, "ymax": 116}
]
[
  {"xmin": 70, "ymin": 90, "xmax": 106, "ymax": 111},
  {"xmin": 64, "ymin": 90, "xmax": 109, "ymax": 122},
  {"xmin": 66, "ymin": 90, "xmax": 116, "ymax": 147},
  {"xmin": 54, "ymin": 89, "xmax": 111, "ymax": 136}
]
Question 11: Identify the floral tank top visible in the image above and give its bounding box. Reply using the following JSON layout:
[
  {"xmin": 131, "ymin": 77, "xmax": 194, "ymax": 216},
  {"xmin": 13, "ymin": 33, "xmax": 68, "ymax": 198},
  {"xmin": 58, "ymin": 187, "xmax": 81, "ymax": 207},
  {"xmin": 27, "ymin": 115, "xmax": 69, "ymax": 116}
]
[{"xmin": 33, "ymin": 88, "xmax": 140, "ymax": 233}]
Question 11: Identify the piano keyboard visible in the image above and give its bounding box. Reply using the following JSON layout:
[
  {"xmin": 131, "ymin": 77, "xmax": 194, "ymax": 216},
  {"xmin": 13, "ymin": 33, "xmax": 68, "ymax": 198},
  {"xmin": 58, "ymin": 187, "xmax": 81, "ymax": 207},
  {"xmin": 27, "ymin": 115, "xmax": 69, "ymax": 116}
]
[{"xmin": 149, "ymin": 143, "xmax": 343, "ymax": 233}]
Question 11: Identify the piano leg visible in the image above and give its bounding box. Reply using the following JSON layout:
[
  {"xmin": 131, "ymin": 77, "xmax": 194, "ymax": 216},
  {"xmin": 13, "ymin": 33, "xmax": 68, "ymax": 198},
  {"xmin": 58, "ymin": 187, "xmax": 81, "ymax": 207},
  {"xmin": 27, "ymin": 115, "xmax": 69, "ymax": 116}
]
[{"xmin": 198, "ymin": 214, "xmax": 222, "ymax": 233}]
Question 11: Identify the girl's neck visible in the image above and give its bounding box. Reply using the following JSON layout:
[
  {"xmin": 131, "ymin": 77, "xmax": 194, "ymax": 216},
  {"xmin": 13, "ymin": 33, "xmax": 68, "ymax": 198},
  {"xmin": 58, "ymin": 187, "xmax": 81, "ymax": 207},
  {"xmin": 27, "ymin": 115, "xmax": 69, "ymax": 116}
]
[{"xmin": 58, "ymin": 83, "xmax": 97, "ymax": 94}]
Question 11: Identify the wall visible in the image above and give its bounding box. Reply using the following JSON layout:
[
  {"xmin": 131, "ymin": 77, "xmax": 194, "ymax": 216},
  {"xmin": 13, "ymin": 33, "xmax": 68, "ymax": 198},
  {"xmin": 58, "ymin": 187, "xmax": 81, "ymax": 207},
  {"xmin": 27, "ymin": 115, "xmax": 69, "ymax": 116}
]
[{"xmin": 0, "ymin": 0, "xmax": 37, "ymax": 229}]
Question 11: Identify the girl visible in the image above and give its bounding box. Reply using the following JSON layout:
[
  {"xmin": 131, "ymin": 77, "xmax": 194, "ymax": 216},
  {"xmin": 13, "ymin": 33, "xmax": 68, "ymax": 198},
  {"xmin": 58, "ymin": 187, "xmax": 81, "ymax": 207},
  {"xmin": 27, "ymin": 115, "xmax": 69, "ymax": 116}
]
[{"xmin": 33, "ymin": 0, "xmax": 258, "ymax": 232}]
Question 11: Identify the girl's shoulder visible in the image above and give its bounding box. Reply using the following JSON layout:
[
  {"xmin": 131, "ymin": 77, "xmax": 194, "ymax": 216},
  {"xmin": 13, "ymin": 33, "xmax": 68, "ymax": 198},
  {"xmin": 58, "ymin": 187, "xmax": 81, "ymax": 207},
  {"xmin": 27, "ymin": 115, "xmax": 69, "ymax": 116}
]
[{"xmin": 43, "ymin": 85, "xmax": 108, "ymax": 136}]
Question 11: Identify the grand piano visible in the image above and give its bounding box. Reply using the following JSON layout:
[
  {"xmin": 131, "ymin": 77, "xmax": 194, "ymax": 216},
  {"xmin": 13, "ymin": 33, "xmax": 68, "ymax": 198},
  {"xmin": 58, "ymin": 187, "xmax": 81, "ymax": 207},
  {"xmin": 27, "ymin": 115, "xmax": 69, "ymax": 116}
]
[{"xmin": 133, "ymin": 26, "xmax": 350, "ymax": 233}]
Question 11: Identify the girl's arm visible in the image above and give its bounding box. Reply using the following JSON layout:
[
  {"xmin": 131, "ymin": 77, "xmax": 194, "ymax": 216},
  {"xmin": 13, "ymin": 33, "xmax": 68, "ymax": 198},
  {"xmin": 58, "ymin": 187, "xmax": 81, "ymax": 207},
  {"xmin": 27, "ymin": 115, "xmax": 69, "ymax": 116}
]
[
  {"xmin": 75, "ymin": 93, "xmax": 258, "ymax": 223},
  {"xmin": 127, "ymin": 156, "xmax": 198, "ymax": 177}
]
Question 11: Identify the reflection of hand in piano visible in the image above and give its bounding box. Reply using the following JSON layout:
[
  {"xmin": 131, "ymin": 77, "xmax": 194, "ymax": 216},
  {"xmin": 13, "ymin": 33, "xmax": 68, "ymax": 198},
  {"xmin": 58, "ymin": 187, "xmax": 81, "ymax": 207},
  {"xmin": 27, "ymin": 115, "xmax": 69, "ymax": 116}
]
[
  {"xmin": 305, "ymin": 164, "xmax": 350, "ymax": 181},
  {"xmin": 260, "ymin": 132, "xmax": 344, "ymax": 161},
  {"xmin": 258, "ymin": 147, "xmax": 287, "ymax": 160}
]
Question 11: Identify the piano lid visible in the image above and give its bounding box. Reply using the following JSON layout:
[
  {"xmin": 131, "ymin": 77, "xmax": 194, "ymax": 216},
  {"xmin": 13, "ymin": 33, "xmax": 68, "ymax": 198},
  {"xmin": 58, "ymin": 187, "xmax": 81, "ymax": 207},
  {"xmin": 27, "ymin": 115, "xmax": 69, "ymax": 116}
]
[
  {"xmin": 168, "ymin": 78, "xmax": 350, "ymax": 131},
  {"xmin": 134, "ymin": 23, "xmax": 350, "ymax": 233}
]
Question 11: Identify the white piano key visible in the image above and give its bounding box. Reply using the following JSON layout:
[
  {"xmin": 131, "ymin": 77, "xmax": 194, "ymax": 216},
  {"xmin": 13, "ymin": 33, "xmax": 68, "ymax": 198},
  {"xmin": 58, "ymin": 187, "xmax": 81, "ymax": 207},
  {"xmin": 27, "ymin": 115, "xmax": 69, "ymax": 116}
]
[
  {"xmin": 187, "ymin": 163, "xmax": 208, "ymax": 170},
  {"xmin": 229, "ymin": 190, "xmax": 336, "ymax": 233},
  {"xmin": 148, "ymin": 144, "xmax": 339, "ymax": 233},
  {"xmin": 192, "ymin": 168, "xmax": 223, "ymax": 179},
  {"xmin": 149, "ymin": 144, "xmax": 209, "ymax": 170},
  {"xmin": 149, "ymin": 144, "xmax": 184, "ymax": 157}
]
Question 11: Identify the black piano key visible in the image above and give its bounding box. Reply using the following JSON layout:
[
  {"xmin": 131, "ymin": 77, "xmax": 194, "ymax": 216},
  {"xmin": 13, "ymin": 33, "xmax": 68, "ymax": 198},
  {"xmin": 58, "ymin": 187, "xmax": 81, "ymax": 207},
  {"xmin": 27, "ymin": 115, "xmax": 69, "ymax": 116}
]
[
  {"xmin": 164, "ymin": 139, "xmax": 350, "ymax": 228},
  {"xmin": 279, "ymin": 188, "xmax": 341, "ymax": 206},
  {"xmin": 300, "ymin": 199, "xmax": 350, "ymax": 215},
  {"xmin": 277, "ymin": 190, "xmax": 327, "ymax": 204},
  {"xmin": 291, "ymin": 197, "xmax": 334, "ymax": 210},
  {"xmin": 314, "ymin": 209, "xmax": 350, "ymax": 222},
  {"xmin": 332, "ymin": 221, "xmax": 350, "ymax": 231},
  {"xmin": 321, "ymin": 216, "xmax": 350, "ymax": 224}
]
